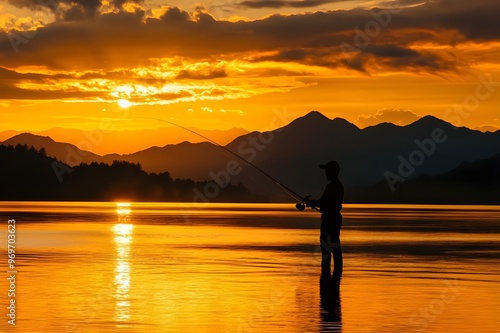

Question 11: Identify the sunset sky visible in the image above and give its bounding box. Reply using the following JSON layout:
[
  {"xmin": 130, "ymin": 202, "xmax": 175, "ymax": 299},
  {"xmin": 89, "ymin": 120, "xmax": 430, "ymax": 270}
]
[{"xmin": 0, "ymin": 0, "xmax": 499, "ymax": 139}]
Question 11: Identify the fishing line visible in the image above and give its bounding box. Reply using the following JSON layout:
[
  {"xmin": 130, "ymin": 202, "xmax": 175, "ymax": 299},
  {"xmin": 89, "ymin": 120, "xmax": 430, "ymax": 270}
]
[{"xmin": 135, "ymin": 116, "xmax": 307, "ymax": 203}]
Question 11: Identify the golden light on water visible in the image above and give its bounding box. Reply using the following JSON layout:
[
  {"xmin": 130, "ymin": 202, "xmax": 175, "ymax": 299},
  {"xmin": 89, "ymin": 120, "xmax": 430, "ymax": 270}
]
[
  {"xmin": 0, "ymin": 202, "xmax": 498, "ymax": 332},
  {"xmin": 113, "ymin": 223, "xmax": 133, "ymax": 244},
  {"xmin": 116, "ymin": 202, "xmax": 132, "ymax": 216},
  {"xmin": 113, "ymin": 204, "xmax": 134, "ymax": 323}
]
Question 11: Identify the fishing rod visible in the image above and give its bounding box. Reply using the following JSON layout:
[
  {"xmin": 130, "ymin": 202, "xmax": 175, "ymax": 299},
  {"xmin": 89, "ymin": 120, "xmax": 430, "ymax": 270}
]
[{"xmin": 136, "ymin": 116, "xmax": 317, "ymax": 212}]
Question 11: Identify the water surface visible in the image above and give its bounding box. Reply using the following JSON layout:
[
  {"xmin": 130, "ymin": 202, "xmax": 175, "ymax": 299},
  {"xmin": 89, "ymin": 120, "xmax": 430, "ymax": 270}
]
[{"xmin": 0, "ymin": 202, "xmax": 498, "ymax": 332}]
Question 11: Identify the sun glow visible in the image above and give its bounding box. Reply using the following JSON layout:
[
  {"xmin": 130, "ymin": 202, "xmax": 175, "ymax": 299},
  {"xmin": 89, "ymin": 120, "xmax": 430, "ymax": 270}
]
[
  {"xmin": 116, "ymin": 202, "xmax": 131, "ymax": 216},
  {"xmin": 117, "ymin": 99, "xmax": 132, "ymax": 108}
]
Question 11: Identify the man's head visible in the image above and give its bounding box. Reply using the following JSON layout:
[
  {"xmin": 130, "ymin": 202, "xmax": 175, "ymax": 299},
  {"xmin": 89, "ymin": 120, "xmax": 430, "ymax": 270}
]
[{"xmin": 319, "ymin": 160, "xmax": 340, "ymax": 180}]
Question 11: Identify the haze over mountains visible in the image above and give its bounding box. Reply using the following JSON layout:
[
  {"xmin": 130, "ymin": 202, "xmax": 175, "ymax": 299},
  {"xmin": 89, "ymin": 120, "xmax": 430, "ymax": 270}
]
[
  {"xmin": 2, "ymin": 111, "xmax": 499, "ymax": 202},
  {"xmin": 0, "ymin": 126, "xmax": 248, "ymax": 155}
]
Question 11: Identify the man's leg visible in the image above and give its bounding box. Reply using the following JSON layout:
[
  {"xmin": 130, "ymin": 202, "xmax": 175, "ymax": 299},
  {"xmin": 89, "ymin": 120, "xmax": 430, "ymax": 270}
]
[
  {"xmin": 331, "ymin": 219, "xmax": 343, "ymax": 275},
  {"xmin": 320, "ymin": 233, "xmax": 331, "ymax": 276}
]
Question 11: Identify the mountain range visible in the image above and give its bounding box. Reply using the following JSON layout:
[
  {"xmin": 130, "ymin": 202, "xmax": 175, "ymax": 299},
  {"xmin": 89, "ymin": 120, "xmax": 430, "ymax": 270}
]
[
  {"xmin": 351, "ymin": 153, "xmax": 500, "ymax": 204},
  {"xmin": 0, "ymin": 126, "xmax": 248, "ymax": 155},
  {"xmin": 2, "ymin": 111, "xmax": 499, "ymax": 202}
]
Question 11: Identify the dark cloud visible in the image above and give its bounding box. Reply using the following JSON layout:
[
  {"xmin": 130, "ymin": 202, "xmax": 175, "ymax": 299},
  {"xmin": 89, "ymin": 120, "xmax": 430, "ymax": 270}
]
[
  {"xmin": 131, "ymin": 91, "xmax": 194, "ymax": 103},
  {"xmin": 250, "ymin": 44, "xmax": 457, "ymax": 73},
  {"xmin": 273, "ymin": 49, "xmax": 308, "ymax": 60},
  {"xmin": 252, "ymin": 49, "xmax": 308, "ymax": 62},
  {"xmin": 237, "ymin": 0, "xmax": 350, "ymax": 9},
  {"xmin": 238, "ymin": 67, "xmax": 313, "ymax": 77},
  {"xmin": 0, "ymin": 66, "xmax": 100, "ymax": 100},
  {"xmin": 351, "ymin": 44, "xmax": 460, "ymax": 72},
  {"xmin": 0, "ymin": 80, "xmax": 194, "ymax": 101},
  {"xmin": 0, "ymin": 66, "xmax": 235, "ymax": 102},
  {"xmin": 0, "ymin": 66, "xmax": 78, "ymax": 81},
  {"xmin": 363, "ymin": 44, "xmax": 419, "ymax": 58},
  {"xmin": 385, "ymin": 0, "xmax": 500, "ymax": 41},
  {"xmin": 376, "ymin": 0, "xmax": 428, "ymax": 7},
  {"xmin": 176, "ymin": 68, "xmax": 227, "ymax": 80},
  {"xmin": 0, "ymin": 0, "xmax": 498, "ymax": 73},
  {"xmin": 7, "ymin": 0, "xmax": 101, "ymax": 19},
  {"xmin": 7, "ymin": 0, "xmax": 144, "ymax": 20},
  {"xmin": 0, "ymin": 82, "xmax": 101, "ymax": 99},
  {"xmin": 0, "ymin": 64, "xmax": 173, "ymax": 81}
]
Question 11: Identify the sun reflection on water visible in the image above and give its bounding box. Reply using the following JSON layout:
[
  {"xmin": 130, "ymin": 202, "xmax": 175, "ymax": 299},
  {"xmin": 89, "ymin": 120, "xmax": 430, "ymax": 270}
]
[
  {"xmin": 113, "ymin": 203, "xmax": 134, "ymax": 324},
  {"xmin": 116, "ymin": 202, "xmax": 132, "ymax": 216}
]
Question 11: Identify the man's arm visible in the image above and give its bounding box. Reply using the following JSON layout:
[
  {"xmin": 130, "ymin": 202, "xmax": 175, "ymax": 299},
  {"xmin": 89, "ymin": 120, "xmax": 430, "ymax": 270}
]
[{"xmin": 304, "ymin": 185, "xmax": 329, "ymax": 210}]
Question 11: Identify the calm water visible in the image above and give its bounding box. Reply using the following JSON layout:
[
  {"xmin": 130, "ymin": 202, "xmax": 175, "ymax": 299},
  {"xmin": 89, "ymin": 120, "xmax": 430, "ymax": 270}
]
[{"xmin": 0, "ymin": 202, "xmax": 499, "ymax": 333}]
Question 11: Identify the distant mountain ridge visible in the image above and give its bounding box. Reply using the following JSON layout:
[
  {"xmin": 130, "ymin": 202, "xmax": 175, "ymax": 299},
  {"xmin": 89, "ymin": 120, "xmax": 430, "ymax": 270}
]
[
  {"xmin": 2, "ymin": 111, "xmax": 500, "ymax": 201},
  {"xmin": 0, "ymin": 126, "xmax": 248, "ymax": 155},
  {"xmin": 224, "ymin": 112, "xmax": 500, "ymax": 198},
  {"xmin": 0, "ymin": 144, "xmax": 261, "ymax": 202},
  {"xmin": 2, "ymin": 133, "xmax": 102, "ymax": 165},
  {"xmin": 350, "ymin": 153, "xmax": 500, "ymax": 204}
]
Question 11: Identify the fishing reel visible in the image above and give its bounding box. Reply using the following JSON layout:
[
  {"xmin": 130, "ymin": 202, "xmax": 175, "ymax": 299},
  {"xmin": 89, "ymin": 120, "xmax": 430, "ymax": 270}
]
[
  {"xmin": 296, "ymin": 195, "xmax": 312, "ymax": 211},
  {"xmin": 296, "ymin": 202, "xmax": 306, "ymax": 211}
]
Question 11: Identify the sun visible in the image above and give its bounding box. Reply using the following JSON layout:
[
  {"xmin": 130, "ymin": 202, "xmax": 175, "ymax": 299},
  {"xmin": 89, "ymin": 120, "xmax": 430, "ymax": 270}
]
[{"xmin": 117, "ymin": 99, "xmax": 132, "ymax": 108}]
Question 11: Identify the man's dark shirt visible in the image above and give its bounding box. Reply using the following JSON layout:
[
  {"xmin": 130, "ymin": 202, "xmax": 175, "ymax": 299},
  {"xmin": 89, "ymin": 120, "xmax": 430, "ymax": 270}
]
[{"xmin": 316, "ymin": 178, "xmax": 344, "ymax": 217}]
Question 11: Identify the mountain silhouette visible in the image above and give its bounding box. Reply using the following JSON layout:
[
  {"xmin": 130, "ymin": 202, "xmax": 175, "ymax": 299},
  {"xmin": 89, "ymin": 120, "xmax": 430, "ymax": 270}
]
[
  {"xmin": 2, "ymin": 111, "xmax": 500, "ymax": 201},
  {"xmin": 223, "ymin": 112, "xmax": 500, "ymax": 199},
  {"xmin": 0, "ymin": 126, "xmax": 248, "ymax": 155},
  {"xmin": 349, "ymin": 153, "xmax": 500, "ymax": 204},
  {"xmin": 0, "ymin": 144, "xmax": 262, "ymax": 202},
  {"xmin": 2, "ymin": 133, "xmax": 102, "ymax": 166}
]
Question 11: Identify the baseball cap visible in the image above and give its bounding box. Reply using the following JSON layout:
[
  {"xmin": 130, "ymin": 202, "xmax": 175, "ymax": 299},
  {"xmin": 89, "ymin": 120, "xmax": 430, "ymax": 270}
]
[{"xmin": 319, "ymin": 160, "xmax": 340, "ymax": 171}]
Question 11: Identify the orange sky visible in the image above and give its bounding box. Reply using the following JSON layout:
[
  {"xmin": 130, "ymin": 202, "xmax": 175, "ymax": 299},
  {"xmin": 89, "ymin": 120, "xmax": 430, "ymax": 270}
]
[{"xmin": 1, "ymin": 0, "xmax": 499, "ymax": 147}]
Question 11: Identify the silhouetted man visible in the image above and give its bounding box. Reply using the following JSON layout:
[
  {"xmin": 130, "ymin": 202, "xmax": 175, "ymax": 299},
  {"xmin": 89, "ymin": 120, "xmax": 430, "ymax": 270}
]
[{"xmin": 305, "ymin": 160, "xmax": 344, "ymax": 277}]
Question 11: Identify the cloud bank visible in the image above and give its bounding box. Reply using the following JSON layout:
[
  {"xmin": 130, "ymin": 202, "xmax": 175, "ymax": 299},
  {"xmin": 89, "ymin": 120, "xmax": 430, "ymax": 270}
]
[{"xmin": 0, "ymin": 0, "xmax": 498, "ymax": 103}]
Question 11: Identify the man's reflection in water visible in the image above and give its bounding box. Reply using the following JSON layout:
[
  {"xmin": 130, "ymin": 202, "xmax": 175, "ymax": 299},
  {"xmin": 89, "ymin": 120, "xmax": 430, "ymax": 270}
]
[{"xmin": 319, "ymin": 272, "xmax": 342, "ymax": 332}]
